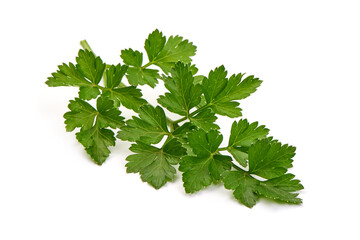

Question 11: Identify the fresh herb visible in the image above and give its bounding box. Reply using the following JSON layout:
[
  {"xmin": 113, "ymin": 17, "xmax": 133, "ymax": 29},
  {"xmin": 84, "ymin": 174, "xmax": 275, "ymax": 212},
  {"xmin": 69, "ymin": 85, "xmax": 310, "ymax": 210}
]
[{"xmin": 46, "ymin": 29, "xmax": 303, "ymax": 207}]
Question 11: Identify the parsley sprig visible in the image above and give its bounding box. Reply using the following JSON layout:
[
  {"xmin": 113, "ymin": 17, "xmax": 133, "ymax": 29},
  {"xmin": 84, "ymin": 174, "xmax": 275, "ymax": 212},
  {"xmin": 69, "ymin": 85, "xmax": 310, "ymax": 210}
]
[{"xmin": 46, "ymin": 29, "xmax": 303, "ymax": 208}]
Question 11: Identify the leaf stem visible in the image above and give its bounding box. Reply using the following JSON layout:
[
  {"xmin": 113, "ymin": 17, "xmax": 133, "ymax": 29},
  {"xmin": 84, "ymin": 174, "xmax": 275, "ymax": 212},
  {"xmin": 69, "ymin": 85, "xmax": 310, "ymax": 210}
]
[
  {"xmin": 218, "ymin": 147, "xmax": 229, "ymax": 151},
  {"xmin": 142, "ymin": 61, "xmax": 155, "ymax": 69},
  {"xmin": 172, "ymin": 103, "xmax": 213, "ymax": 125},
  {"xmin": 80, "ymin": 40, "xmax": 94, "ymax": 53}
]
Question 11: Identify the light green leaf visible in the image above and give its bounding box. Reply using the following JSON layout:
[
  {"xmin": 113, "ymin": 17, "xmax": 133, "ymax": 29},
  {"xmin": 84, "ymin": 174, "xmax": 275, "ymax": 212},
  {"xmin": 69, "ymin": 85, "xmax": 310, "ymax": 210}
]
[
  {"xmin": 78, "ymin": 86, "xmax": 100, "ymax": 100},
  {"xmin": 120, "ymin": 48, "xmax": 143, "ymax": 67},
  {"xmin": 145, "ymin": 29, "xmax": 166, "ymax": 62},
  {"xmin": 153, "ymin": 35, "xmax": 196, "ymax": 74},
  {"xmin": 76, "ymin": 49, "xmax": 106, "ymax": 84}
]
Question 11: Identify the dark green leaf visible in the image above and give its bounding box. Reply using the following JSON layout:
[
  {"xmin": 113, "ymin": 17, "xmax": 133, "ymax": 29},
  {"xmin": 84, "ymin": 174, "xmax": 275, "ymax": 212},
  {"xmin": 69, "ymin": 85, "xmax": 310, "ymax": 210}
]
[
  {"xmin": 104, "ymin": 64, "xmax": 128, "ymax": 89},
  {"xmin": 76, "ymin": 50, "xmax": 106, "ymax": 84},
  {"xmin": 64, "ymin": 98, "xmax": 97, "ymax": 132},
  {"xmin": 248, "ymin": 139, "xmax": 296, "ymax": 179},
  {"xmin": 126, "ymin": 139, "xmax": 186, "ymax": 189},
  {"xmin": 189, "ymin": 109, "xmax": 219, "ymax": 131},
  {"xmin": 117, "ymin": 105, "xmax": 169, "ymax": 144},
  {"xmin": 228, "ymin": 147, "xmax": 248, "ymax": 167},
  {"xmin": 223, "ymin": 171, "xmax": 259, "ymax": 208},
  {"xmin": 76, "ymin": 126, "xmax": 116, "ymax": 165},
  {"xmin": 179, "ymin": 129, "xmax": 231, "ymax": 193},
  {"xmin": 158, "ymin": 62, "xmax": 201, "ymax": 116},
  {"xmin": 228, "ymin": 119, "xmax": 269, "ymax": 147},
  {"xmin": 257, "ymin": 174, "xmax": 303, "ymax": 204},
  {"xmin": 46, "ymin": 62, "xmax": 91, "ymax": 87},
  {"xmin": 64, "ymin": 97, "xmax": 123, "ymax": 165},
  {"xmin": 202, "ymin": 67, "xmax": 262, "ymax": 117}
]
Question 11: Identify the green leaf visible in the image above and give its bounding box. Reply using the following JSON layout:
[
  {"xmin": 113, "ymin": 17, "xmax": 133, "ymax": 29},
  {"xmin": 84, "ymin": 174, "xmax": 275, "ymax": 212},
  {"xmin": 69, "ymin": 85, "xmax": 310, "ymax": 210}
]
[
  {"xmin": 63, "ymin": 98, "xmax": 97, "ymax": 132},
  {"xmin": 46, "ymin": 62, "xmax": 91, "ymax": 87},
  {"xmin": 126, "ymin": 67, "xmax": 159, "ymax": 87},
  {"xmin": 189, "ymin": 109, "xmax": 219, "ymax": 131},
  {"xmin": 120, "ymin": 48, "xmax": 160, "ymax": 87},
  {"xmin": 226, "ymin": 119, "xmax": 269, "ymax": 166},
  {"xmin": 101, "ymin": 64, "xmax": 147, "ymax": 111},
  {"xmin": 117, "ymin": 105, "xmax": 169, "ymax": 144},
  {"xmin": 95, "ymin": 97, "xmax": 125, "ymax": 129},
  {"xmin": 76, "ymin": 49, "xmax": 106, "ymax": 84},
  {"xmin": 223, "ymin": 171, "xmax": 259, "ymax": 208},
  {"xmin": 202, "ymin": 65, "xmax": 228, "ymax": 103},
  {"xmin": 158, "ymin": 62, "xmax": 202, "ymax": 116},
  {"xmin": 46, "ymin": 50, "xmax": 106, "ymax": 99},
  {"xmin": 120, "ymin": 48, "xmax": 143, "ymax": 67},
  {"xmin": 228, "ymin": 119, "xmax": 269, "ymax": 147},
  {"xmin": 64, "ymin": 97, "xmax": 124, "ymax": 165},
  {"xmin": 104, "ymin": 64, "xmax": 128, "ymax": 89},
  {"xmin": 126, "ymin": 139, "xmax": 186, "ymax": 189},
  {"xmin": 154, "ymin": 35, "xmax": 197, "ymax": 74},
  {"xmin": 179, "ymin": 129, "xmax": 232, "ymax": 193},
  {"xmin": 172, "ymin": 122, "xmax": 197, "ymax": 138},
  {"xmin": 223, "ymin": 171, "xmax": 303, "ymax": 207},
  {"xmin": 227, "ymin": 147, "xmax": 248, "ymax": 167},
  {"xmin": 145, "ymin": 29, "xmax": 166, "ymax": 62},
  {"xmin": 187, "ymin": 129, "xmax": 222, "ymax": 157},
  {"xmin": 120, "ymin": 30, "xmax": 196, "ymax": 87},
  {"xmin": 78, "ymin": 86, "xmax": 101, "ymax": 100},
  {"xmin": 248, "ymin": 139, "xmax": 296, "ymax": 179},
  {"xmin": 76, "ymin": 126, "xmax": 116, "ymax": 165},
  {"xmin": 202, "ymin": 67, "xmax": 262, "ymax": 117},
  {"xmin": 257, "ymin": 174, "xmax": 303, "ymax": 204},
  {"xmin": 102, "ymin": 86, "xmax": 146, "ymax": 111}
]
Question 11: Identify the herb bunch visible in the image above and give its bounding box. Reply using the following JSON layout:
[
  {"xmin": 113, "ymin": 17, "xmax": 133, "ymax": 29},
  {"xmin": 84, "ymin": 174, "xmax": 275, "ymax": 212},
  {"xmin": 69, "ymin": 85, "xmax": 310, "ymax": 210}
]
[{"xmin": 46, "ymin": 29, "xmax": 303, "ymax": 208}]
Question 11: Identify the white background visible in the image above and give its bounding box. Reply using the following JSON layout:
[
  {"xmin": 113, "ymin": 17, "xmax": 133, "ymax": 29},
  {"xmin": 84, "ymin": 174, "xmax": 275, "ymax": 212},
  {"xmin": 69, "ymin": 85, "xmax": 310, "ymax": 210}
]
[{"xmin": 1, "ymin": 0, "xmax": 359, "ymax": 239}]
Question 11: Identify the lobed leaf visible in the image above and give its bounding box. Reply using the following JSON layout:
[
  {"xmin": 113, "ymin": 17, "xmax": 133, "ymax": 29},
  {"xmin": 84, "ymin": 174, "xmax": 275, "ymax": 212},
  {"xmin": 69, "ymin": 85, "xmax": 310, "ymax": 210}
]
[
  {"xmin": 126, "ymin": 139, "xmax": 186, "ymax": 189},
  {"xmin": 158, "ymin": 62, "xmax": 202, "ymax": 116},
  {"xmin": 117, "ymin": 105, "xmax": 169, "ymax": 144}
]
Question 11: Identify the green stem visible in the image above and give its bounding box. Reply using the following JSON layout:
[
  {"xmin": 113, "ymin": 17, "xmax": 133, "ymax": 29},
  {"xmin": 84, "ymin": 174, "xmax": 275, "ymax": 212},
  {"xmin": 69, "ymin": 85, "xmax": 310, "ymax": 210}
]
[
  {"xmin": 167, "ymin": 118, "xmax": 175, "ymax": 132},
  {"xmin": 172, "ymin": 103, "xmax": 213, "ymax": 125},
  {"xmin": 218, "ymin": 147, "xmax": 229, "ymax": 151},
  {"xmin": 80, "ymin": 40, "xmax": 94, "ymax": 53},
  {"xmin": 142, "ymin": 61, "xmax": 154, "ymax": 69}
]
